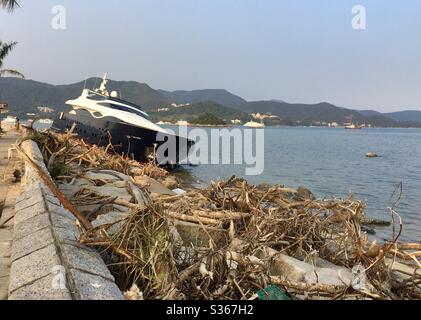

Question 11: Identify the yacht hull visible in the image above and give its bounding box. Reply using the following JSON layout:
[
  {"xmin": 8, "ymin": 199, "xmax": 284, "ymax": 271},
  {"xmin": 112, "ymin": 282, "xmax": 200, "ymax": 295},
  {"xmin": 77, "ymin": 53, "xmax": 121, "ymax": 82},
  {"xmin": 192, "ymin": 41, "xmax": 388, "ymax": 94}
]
[{"xmin": 51, "ymin": 109, "xmax": 193, "ymax": 164}]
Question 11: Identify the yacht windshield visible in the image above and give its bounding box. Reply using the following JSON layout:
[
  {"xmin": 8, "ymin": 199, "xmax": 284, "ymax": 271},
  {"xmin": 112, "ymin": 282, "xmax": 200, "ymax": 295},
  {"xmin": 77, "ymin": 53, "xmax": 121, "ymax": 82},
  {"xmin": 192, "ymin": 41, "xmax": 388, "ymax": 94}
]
[
  {"xmin": 98, "ymin": 102, "xmax": 150, "ymax": 119},
  {"xmin": 86, "ymin": 92, "xmax": 149, "ymax": 119}
]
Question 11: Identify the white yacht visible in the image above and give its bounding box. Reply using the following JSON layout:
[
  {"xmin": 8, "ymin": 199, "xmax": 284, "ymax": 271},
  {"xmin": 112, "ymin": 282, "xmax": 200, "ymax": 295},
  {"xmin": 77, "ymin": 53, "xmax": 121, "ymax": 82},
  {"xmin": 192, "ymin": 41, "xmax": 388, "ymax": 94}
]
[
  {"xmin": 51, "ymin": 74, "xmax": 194, "ymax": 165},
  {"xmin": 243, "ymin": 120, "xmax": 265, "ymax": 128}
]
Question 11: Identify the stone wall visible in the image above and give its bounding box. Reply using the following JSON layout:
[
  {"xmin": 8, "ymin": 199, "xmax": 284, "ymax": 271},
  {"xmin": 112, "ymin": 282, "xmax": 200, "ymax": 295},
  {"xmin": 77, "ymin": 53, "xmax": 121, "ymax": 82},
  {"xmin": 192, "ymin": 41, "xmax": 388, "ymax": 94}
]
[{"xmin": 8, "ymin": 140, "xmax": 124, "ymax": 300}]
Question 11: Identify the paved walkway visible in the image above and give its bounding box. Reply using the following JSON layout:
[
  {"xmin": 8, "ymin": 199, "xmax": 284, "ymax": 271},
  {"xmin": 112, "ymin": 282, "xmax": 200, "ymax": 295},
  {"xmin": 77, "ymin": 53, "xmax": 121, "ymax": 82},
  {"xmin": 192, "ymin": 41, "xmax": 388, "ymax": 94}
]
[{"xmin": 0, "ymin": 131, "xmax": 23, "ymax": 300}]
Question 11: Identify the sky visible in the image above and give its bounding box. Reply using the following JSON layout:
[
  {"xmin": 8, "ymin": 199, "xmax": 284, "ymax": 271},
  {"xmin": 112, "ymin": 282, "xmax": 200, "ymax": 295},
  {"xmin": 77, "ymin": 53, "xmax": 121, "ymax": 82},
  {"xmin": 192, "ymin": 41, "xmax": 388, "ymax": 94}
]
[{"xmin": 1, "ymin": 0, "xmax": 421, "ymax": 112}]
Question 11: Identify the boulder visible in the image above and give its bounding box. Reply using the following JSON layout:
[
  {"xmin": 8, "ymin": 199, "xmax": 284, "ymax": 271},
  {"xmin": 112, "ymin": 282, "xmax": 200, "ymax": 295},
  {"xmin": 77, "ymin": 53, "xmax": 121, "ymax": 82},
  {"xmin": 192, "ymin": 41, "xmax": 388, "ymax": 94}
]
[
  {"xmin": 173, "ymin": 221, "xmax": 228, "ymax": 247},
  {"xmin": 83, "ymin": 171, "xmax": 121, "ymax": 181},
  {"xmin": 256, "ymin": 247, "xmax": 353, "ymax": 288},
  {"xmin": 92, "ymin": 211, "xmax": 130, "ymax": 236},
  {"xmin": 296, "ymin": 187, "xmax": 315, "ymax": 200},
  {"xmin": 110, "ymin": 180, "xmax": 128, "ymax": 188},
  {"xmin": 76, "ymin": 204, "xmax": 114, "ymax": 216},
  {"xmin": 85, "ymin": 185, "xmax": 133, "ymax": 202},
  {"xmin": 84, "ymin": 170, "xmax": 130, "ymax": 181},
  {"xmin": 162, "ymin": 176, "xmax": 179, "ymax": 190},
  {"xmin": 58, "ymin": 184, "xmax": 85, "ymax": 198},
  {"xmin": 366, "ymin": 153, "xmax": 379, "ymax": 158},
  {"xmin": 133, "ymin": 175, "xmax": 175, "ymax": 196}
]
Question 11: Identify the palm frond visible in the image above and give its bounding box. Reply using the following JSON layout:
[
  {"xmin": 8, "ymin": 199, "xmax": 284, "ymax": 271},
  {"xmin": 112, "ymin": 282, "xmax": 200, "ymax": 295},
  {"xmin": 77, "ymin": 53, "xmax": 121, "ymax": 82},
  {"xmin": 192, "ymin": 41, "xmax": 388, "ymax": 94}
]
[
  {"xmin": 0, "ymin": 41, "xmax": 17, "ymax": 69},
  {"xmin": 0, "ymin": 69, "xmax": 25, "ymax": 79},
  {"xmin": 0, "ymin": 41, "xmax": 17, "ymax": 61},
  {"xmin": 0, "ymin": 0, "xmax": 20, "ymax": 12}
]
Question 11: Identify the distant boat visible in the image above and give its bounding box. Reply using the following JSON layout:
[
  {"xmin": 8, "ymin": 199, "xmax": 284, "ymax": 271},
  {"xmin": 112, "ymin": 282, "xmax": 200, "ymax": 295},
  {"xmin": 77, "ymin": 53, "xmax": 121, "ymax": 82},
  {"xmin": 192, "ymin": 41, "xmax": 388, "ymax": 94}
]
[
  {"xmin": 345, "ymin": 123, "xmax": 363, "ymax": 130},
  {"xmin": 156, "ymin": 121, "xmax": 172, "ymax": 125},
  {"xmin": 244, "ymin": 121, "xmax": 265, "ymax": 128},
  {"xmin": 176, "ymin": 120, "xmax": 190, "ymax": 126}
]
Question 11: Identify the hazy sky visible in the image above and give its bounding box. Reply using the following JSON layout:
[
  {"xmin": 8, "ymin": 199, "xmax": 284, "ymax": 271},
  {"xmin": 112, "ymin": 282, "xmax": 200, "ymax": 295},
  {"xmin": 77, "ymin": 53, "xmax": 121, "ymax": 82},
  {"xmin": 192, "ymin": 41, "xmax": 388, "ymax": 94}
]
[{"xmin": 1, "ymin": 0, "xmax": 421, "ymax": 112}]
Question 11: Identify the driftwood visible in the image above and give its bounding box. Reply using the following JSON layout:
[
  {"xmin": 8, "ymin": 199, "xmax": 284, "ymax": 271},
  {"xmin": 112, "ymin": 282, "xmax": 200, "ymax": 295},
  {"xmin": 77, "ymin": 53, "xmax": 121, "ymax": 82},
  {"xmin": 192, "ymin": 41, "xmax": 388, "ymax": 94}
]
[
  {"xmin": 16, "ymin": 142, "xmax": 92, "ymax": 231},
  {"xmin": 27, "ymin": 130, "xmax": 421, "ymax": 301}
]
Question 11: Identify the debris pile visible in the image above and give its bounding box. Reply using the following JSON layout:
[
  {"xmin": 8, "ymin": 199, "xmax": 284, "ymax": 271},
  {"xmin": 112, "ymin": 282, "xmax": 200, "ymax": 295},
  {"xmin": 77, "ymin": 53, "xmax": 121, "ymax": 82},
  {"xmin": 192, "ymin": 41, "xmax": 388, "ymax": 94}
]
[
  {"xmin": 29, "ymin": 128, "xmax": 168, "ymax": 180},
  {"xmin": 23, "ymin": 130, "xmax": 421, "ymax": 300}
]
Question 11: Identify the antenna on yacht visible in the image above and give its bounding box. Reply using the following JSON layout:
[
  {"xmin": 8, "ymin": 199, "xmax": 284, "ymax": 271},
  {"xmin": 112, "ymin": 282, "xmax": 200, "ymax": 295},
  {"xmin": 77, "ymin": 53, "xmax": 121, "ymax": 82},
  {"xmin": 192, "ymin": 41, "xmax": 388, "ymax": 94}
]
[{"xmin": 95, "ymin": 73, "xmax": 110, "ymax": 96}]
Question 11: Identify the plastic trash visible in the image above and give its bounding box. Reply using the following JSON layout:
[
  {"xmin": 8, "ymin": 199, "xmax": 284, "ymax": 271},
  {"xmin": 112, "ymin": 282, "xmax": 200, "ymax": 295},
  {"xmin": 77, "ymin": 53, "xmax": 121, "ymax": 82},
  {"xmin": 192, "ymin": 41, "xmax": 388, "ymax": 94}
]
[{"xmin": 256, "ymin": 285, "xmax": 290, "ymax": 300}]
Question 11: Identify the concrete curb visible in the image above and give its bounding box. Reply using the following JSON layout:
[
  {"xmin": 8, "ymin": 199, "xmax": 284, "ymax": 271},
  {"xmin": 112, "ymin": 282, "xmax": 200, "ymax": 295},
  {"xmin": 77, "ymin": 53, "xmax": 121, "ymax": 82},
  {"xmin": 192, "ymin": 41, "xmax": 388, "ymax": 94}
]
[{"xmin": 8, "ymin": 140, "xmax": 124, "ymax": 300}]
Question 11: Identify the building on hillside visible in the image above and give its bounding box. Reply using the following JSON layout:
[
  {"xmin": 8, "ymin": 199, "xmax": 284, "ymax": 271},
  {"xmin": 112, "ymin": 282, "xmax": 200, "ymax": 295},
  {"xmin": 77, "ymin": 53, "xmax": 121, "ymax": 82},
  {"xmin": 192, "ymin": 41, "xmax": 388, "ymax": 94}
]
[
  {"xmin": 231, "ymin": 119, "xmax": 242, "ymax": 125},
  {"xmin": 251, "ymin": 113, "xmax": 278, "ymax": 120}
]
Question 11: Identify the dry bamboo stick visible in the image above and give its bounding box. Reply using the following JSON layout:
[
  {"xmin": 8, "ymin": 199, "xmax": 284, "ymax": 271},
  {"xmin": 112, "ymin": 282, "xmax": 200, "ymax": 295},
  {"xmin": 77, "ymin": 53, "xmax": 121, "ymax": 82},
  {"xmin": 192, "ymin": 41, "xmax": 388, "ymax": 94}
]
[
  {"xmin": 166, "ymin": 211, "xmax": 221, "ymax": 226},
  {"xmin": 112, "ymin": 198, "xmax": 141, "ymax": 209},
  {"xmin": 191, "ymin": 210, "xmax": 250, "ymax": 220},
  {"xmin": 16, "ymin": 142, "xmax": 93, "ymax": 231},
  {"xmin": 394, "ymin": 243, "xmax": 421, "ymax": 251},
  {"xmin": 268, "ymin": 276, "xmax": 345, "ymax": 294}
]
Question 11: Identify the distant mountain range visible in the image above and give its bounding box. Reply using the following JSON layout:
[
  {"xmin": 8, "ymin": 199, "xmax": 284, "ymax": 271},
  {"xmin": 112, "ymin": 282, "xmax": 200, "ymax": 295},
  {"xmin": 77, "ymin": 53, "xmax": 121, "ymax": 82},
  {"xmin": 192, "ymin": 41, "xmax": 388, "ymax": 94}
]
[
  {"xmin": 0, "ymin": 77, "xmax": 420, "ymax": 127},
  {"xmin": 359, "ymin": 110, "xmax": 421, "ymax": 123},
  {"xmin": 158, "ymin": 89, "xmax": 247, "ymax": 107}
]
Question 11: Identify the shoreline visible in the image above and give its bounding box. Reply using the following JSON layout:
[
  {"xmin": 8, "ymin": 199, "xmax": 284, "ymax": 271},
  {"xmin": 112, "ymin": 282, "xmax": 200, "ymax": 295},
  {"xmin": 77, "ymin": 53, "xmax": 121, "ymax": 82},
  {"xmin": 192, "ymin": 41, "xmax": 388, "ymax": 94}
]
[{"xmin": 13, "ymin": 128, "xmax": 421, "ymax": 299}]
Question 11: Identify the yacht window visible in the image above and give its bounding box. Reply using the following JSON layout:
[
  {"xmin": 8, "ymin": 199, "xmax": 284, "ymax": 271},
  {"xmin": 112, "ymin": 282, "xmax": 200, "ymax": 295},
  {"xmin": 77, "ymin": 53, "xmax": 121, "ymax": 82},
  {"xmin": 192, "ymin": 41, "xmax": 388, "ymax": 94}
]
[
  {"xmin": 98, "ymin": 102, "xmax": 149, "ymax": 119},
  {"xmin": 92, "ymin": 111, "xmax": 103, "ymax": 117}
]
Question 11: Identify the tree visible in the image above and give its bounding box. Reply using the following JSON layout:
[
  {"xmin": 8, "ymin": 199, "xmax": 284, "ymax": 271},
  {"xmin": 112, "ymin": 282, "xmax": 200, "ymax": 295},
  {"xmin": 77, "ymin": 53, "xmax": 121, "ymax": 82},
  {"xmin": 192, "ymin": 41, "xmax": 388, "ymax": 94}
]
[
  {"xmin": 0, "ymin": 0, "xmax": 20, "ymax": 12},
  {"xmin": 0, "ymin": 40, "xmax": 24, "ymax": 78}
]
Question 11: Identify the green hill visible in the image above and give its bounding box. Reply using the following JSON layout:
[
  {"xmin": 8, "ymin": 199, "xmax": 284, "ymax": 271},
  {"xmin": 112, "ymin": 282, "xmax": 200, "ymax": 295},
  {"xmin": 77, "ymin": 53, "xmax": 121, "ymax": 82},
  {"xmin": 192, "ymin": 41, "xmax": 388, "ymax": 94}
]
[
  {"xmin": 232, "ymin": 101, "xmax": 421, "ymax": 127},
  {"xmin": 0, "ymin": 77, "xmax": 171, "ymax": 118},
  {"xmin": 1, "ymin": 77, "xmax": 420, "ymax": 127},
  {"xmin": 148, "ymin": 102, "xmax": 250, "ymax": 124},
  {"xmin": 158, "ymin": 89, "xmax": 246, "ymax": 107}
]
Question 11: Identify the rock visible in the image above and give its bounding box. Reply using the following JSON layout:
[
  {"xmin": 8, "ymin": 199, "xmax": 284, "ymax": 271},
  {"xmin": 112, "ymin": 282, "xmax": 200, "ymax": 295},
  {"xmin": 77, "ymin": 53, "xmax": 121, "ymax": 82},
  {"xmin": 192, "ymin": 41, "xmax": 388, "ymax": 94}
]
[
  {"xmin": 76, "ymin": 204, "xmax": 114, "ymax": 216},
  {"xmin": 385, "ymin": 258, "xmax": 421, "ymax": 285},
  {"xmin": 85, "ymin": 185, "xmax": 133, "ymax": 202},
  {"xmin": 84, "ymin": 170, "xmax": 130, "ymax": 181},
  {"xmin": 162, "ymin": 176, "xmax": 179, "ymax": 190},
  {"xmin": 296, "ymin": 187, "xmax": 315, "ymax": 200},
  {"xmin": 110, "ymin": 181, "xmax": 128, "ymax": 188},
  {"xmin": 256, "ymin": 247, "xmax": 353, "ymax": 288},
  {"xmin": 128, "ymin": 181, "xmax": 148, "ymax": 206},
  {"xmin": 133, "ymin": 175, "xmax": 175, "ymax": 196},
  {"xmin": 168, "ymin": 224, "xmax": 183, "ymax": 248},
  {"xmin": 129, "ymin": 167, "xmax": 144, "ymax": 176},
  {"xmin": 366, "ymin": 152, "xmax": 379, "ymax": 158},
  {"xmin": 83, "ymin": 171, "xmax": 122, "ymax": 181},
  {"xmin": 58, "ymin": 184, "xmax": 84, "ymax": 198},
  {"xmin": 174, "ymin": 221, "xmax": 229, "ymax": 247},
  {"xmin": 132, "ymin": 175, "xmax": 150, "ymax": 188},
  {"xmin": 92, "ymin": 211, "xmax": 130, "ymax": 236}
]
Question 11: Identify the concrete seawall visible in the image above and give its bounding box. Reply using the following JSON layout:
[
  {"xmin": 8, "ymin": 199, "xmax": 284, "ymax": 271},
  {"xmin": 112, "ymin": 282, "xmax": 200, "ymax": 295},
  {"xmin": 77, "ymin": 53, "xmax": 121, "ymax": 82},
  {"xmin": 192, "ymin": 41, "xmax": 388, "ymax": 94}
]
[{"xmin": 8, "ymin": 140, "xmax": 124, "ymax": 300}]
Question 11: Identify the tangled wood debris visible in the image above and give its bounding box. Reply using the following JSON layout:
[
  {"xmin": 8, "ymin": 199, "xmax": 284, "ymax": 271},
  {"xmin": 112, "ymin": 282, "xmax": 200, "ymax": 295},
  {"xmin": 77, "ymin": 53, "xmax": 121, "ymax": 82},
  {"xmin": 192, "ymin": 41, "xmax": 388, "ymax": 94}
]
[{"xmin": 23, "ymin": 130, "xmax": 421, "ymax": 300}]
